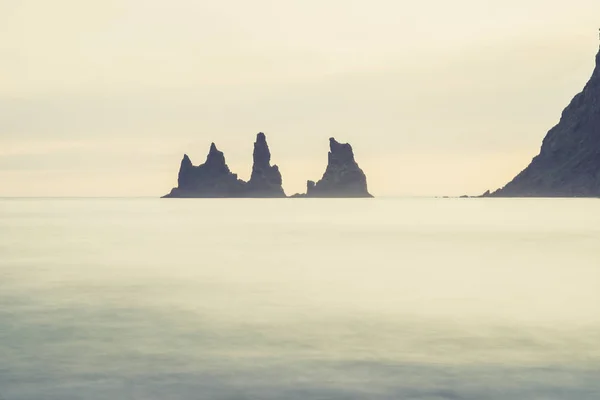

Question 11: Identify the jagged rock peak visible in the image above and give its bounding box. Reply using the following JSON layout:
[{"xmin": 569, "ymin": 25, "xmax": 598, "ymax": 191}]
[
  {"xmin": 204, "ymin": 142, "xmax": 230, "ymax": 173},
  {"xmin": 330, "ymin": 137, "xmax": 350, "ymax": 150},
  {"xmin": 177, "ymin": 154, "xmax": 194, "ymax": 188},
  {"xmin": 246, "ymin": 132, "xmax": 286, "ymax": 197},
  {"xmin": 256, "ymin": 131, "xmax": 267, "ymax": 143},
  {"xmin": 329, "ymin": 137, "xmax": 355, "ymax": 163},
  {"xmin": 181, "ymin": 154, "xmax": 192, "ymax": 167},
  {"xmin": 162, "ymin": 142, "xmax": 245, "ymax": 198},
  {"xmin": 491, "ymin": 47, "xmax": 600, "ymax": 197},
  {"xmin": 305, "ymin": 137, "xmax": 372, "ymax": 198},
  {"xmin": 253, "ymin": 132, "xmax": 271, "ymax": 167}
]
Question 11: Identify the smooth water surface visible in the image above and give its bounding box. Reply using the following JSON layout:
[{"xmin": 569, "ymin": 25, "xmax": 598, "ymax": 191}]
[{"xmin": 1, "ymin": 198, "xmax": 599, "ymax": 399}]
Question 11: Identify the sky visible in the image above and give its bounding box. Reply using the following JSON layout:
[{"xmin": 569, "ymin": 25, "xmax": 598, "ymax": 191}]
[{"xmin": 1, "ymin": 0, "xmax": 600, "ymax": 197}]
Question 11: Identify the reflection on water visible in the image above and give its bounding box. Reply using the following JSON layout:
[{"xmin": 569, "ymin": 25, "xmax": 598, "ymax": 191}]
[{"xmin": 0, "ymin": 198, "xmax": 599, "ymax": 399}]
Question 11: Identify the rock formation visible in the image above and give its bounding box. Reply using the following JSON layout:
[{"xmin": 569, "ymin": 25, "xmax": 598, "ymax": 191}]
[
  {"xmin": 163, "ymin": 134, "xmax": 372, "ymax": 198},
  {"xmin": 245, "ymin": 132, "xmax": 286, "ymax": 197},
  {"xmin": 162, "ymin": 133, "xmax": 286, "ymax": 198},
  {"xmin": 162, "ymin": 143, "xmax": 246, "ymax": 198},
  {"xmin": 298, "ymin": 137, "xmax": 372, "ymax": 198},
  {"xmin": 491, "ymin": 48, "xmax": 600, "ymax": 197}
]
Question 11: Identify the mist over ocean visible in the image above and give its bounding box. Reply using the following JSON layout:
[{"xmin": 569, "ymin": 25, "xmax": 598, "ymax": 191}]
[{"xmin": 1, "ymin": 198, "xmax": 599, "ymax": 400}]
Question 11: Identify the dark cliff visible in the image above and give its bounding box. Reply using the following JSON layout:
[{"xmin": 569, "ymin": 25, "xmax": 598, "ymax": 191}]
[
  {"xmin": 491, "ymin": 48, "xmax": 600, "ymax": 197},
  {"xmin": 298, "ymin": 138, "xmax": 372, "ymax": 198}
]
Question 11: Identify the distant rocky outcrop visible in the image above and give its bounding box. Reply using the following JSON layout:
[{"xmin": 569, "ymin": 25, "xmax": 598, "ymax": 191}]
[
  {"xmin": 162, "ymin": 143, "xmax": 246, "ymax": 198},
  {"xmin": 163, "ymin": 134, "xmax": 373, "ymax": 198},
  {"xmin": 245, "ymin": 132, "xmax": 286, "ymax": 197},
  {"xmin": 163, "ymin": 133, "xmax": 286, "ymax": 198},
  {"xmin": 295, "ymin": 138, "xmax": 372, "ymax": 198},
  {"xmin": 490, "ymin": 48, "xmax": 600, "ymax": 197}
]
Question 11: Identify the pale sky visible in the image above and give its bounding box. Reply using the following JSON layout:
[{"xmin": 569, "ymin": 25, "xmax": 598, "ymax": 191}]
[{"xmin": 1, "ymin": 0, "xmax": 600, "ymax": 196}]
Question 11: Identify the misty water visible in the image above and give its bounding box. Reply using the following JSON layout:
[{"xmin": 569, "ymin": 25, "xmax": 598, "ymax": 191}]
[{"xmin": 1, "ymin": 198, "xmax": 599, "ymax": 400}]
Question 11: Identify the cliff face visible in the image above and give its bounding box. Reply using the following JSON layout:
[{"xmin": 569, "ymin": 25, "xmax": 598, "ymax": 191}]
[
  {"xmin": 163, "ymin": 133, "xmax": 286, "ymax": 198},
  {"xmin": 245, "ymin": 133, "xmax": 286, "ymax": 197},
  {"xmin": 492, "ymin": 49, "xmax": 600, "ymax": 197},
  {"xmin": 303, "ymin": 138, "xmax": 372, "ymax": 198}
]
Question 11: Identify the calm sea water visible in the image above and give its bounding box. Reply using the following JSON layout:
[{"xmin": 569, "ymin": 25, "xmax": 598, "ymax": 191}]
[{"xmin": 1, "ymin": 198, "xmax": 599, "ymax": 400}]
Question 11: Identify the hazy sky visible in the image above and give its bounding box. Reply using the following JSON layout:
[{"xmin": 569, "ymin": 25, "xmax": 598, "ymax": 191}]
[{"xmin": 2, "ymin": 0, "xmax": 600, "ymax": 196}]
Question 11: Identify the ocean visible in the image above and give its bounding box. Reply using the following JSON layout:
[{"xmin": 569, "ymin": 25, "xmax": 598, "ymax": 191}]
[{"xmin": 1, "ymin": 198, "xmax": 599, "ymax": 399}]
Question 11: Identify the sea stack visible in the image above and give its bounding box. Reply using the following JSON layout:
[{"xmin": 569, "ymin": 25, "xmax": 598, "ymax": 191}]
[
  {"xmin": 162, "ymin": 143, "xmax": 246, "ymax": 198},
  {"xmin": 163, "ymin": 134, "xmax": 372, "ymax": 198},
  {"xmin": 162, "ymin": 133, "xmax": 286, "ymax": 198},
  {"xmin": 301, "ymin": 138, "xmax": 372, "ymax": 198},
  {"xmin": 245, "ymin": 133, "xmax": 286, "ymax": 197},
  {"xmin": 490, "ymin": 48, "xmax": 600, "ymax": 197}
]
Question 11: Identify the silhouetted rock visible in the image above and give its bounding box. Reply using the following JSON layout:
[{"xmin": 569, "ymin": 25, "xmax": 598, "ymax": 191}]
[
  {"xmin": 304, "ymin": 138, "xmax": 372, "ymax": 198},
  {"xmin": 162, "ymin": 134, "xmax": 372, "ymax": 198},
  {"xmin": 245, "ymin": 133, "xmax": 286, "ymax": 197},
  {"xmin": 162, "ymin": 143, "xmax": 246, "ymax": 198},
  {"xmin": 491, "ymin": 48, "xmax": 600, "ymax": 197}
]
